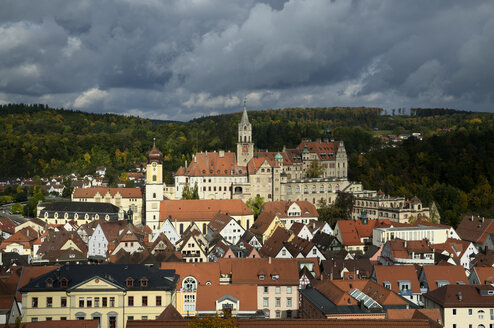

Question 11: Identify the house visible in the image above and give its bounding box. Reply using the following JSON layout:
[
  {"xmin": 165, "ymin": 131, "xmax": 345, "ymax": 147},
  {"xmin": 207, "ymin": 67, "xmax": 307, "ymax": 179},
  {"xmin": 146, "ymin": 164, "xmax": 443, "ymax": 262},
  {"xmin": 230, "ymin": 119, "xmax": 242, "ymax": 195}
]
[
  {"xmin": 72, "ymin": 187, "xmax": 143, "ymax": 225},
  {"xmin": 218, "ymin": 258, "xmax": 300, "ymax": 319},
  {"xmin": 307, "ymin": 220, "xmax": 333, "ymax": 236},
  {"xmin": 321, "ymin": 259, "xmax": 373, "ymax": 280},
  {"xmin": 312, "ymin": 231, "xmax": 342, "ymax": 252},
  {"xmin": 110, "ymin": 225, "xmax": 147, "ymax": 256},
  {"xmin": 372, "ymin": 224, "xmax": 451, "ymax": 247},
  {"xmin": 239, "ymin": 230, "xmax": 263, "ymax": 249},
  {"xmin": 250, "ymin": 211, "xmax": 284, "ymax": 243},
  {"xmin": 195, "ymin": 284, "xmax": 262, "ymax": 318},
  {"xmin": 432, "ymin": 238, "xmax": 478, "ymax": 269},
  {"xmin": 300, "ymin": 279, "xmax": 408, "ymax": 319},
  {"xmin": 386, "ymin": 309, "xmax": 443, "ymax": 328},
  {"xmin": 261, "ymin": 201, "xmax": 318, "ymax": 230},
  {"xmin": 87, "ymin": 221, "xmax": 128, "ymax": 261},
  {"xmin": 468, "ymin": 267, "xmax": 494, "ymax": 285},
  {"xmin": 176, "ymin": 225, "xmax": 208, "ymax": 263},
  {"xmin": 423, "ymin": 284, "xmax": 494, "ymax": 328},
  {"xmin": 160, "ymin": 199, "xmax": 254, "ymax": 235},
  {"xmin": 289, "ymin": 222, "xmax": 313, "ymax": 241},
  {"xmin": 15, "ymin": 218, "xmax": 45, "ymax": 235},
  {"xmin": 207, "ymin": 212, "xmax": 245, "ymax": 245},
  {"xmin": 456, "ymin": 215, "xmax": 494, "ymax": 249},
  {"xmin": 152, "ymin": 218, "xmax": 180, "ymax": 246},
  {"xmin": 379, "ymin": 238, "xmax": 435, "ymax": 266},
  {"xmin": 34, "ymin": 230, "xmax": 87, "ymax": 264},
  {"xmin": 418, "ymin": 265, "xmax": 468, "ymax": 293},
  {"xmin": 160, "ymin": 262, "xmax": 220, "ymax": 317},
  {"xmin": 37, "ymin": 202, "xmax": 122, "ymax": 225},
  {"xmin": 95, "ymin": 166, "xmax": 106, "ymax": 177},
  {"xmin": 0, "ymin": 227, "xmax": 38, "ymax": 257},
  {"xmin": 258, "ymin": 227, "xmax": 292, "ymax": 259},
  {"xmin": 371, "ymin": 265, "xmax": 423, "ymax": 306},
  {"xmin": 0, "ymin": 217, "xmax": 16, "ymax": 239},
  {"xmin": 20, "ymin": 264, "xmax": 178, "ymax": 327},
  {"xmin": 0, "ymin": 294, "xmax": 21, "ymax": 325}
]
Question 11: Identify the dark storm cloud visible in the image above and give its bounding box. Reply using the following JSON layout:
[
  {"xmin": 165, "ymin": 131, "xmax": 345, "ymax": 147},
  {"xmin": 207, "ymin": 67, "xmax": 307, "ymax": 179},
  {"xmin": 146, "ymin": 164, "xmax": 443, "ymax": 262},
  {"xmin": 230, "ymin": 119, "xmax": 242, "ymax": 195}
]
[{"xmin": 0, "ymin": 0, "xmax": 493, "ymax": 120}]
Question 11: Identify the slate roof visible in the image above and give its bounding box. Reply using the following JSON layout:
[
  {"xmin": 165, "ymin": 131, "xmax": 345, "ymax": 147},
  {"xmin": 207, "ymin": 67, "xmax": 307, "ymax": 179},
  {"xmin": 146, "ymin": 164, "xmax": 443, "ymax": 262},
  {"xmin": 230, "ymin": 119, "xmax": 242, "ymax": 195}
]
[
  {"xmin": 38, "ymin": 202, "xmax": 120, "ymax": 221},
  {"xmin": 72, "ymin": 187, "xmax": 142, "ymax": 198},
  {"xmin": 20, "ymin": 264, "xmax": 178, "ymax": 292},
  {"xmin": 423, "ymin": 284, "xmax": 494, "ymax": 307}
]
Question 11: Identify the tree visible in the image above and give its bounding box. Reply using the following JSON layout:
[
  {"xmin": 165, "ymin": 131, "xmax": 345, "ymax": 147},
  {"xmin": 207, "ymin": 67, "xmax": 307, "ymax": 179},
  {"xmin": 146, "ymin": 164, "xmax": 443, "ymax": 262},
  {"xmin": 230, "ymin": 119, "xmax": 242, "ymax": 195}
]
[
  {"xmin": 182, "ymin": 183, "xmax": 192, "ymax": 199},
  {"xmin": 189, "ymin": 311, "xmax": 237, "ymax": 328},
  {"xmin": 316, "ymin": 199, "xmax": 343, "ymax": 228},
  {"xmin": 334, "ymin": 191, "xmax": 354, "ymax": 220},
  {"xmin": 62, "ymin": 177, "xmax": 73, "ymax": 198},
  {"xmin": 192, "ymin": 181, "xmax": 199, "ymax": 199},
  {"xmin": 307, "ymin": 161, "xmax": 324, "ymax": 178},
  {"xmin": 23, "ymin": 190, "xmax": 44, "ymax": 218},
  {"xmin": 11, "ymin": 203, "xmax": 23, "ymax": 214},
  {"xmin": 246, "ymin": 196, "xmax": 264, "ymax": 218}
]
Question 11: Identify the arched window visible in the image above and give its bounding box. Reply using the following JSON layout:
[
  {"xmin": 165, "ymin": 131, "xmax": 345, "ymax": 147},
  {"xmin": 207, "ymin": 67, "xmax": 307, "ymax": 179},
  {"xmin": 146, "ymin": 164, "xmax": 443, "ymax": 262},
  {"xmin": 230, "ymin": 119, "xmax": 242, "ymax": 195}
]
[
  {"xmin": 183, "ymin": 277, "xmax": 197, "ymax": 291},
  {"xmin": 126, "ymin": 278, "xmax": 133, "ymax": 287},
  {"xmin": 152, "ymin": 175, "xmax": 157, "ymax": 181}
]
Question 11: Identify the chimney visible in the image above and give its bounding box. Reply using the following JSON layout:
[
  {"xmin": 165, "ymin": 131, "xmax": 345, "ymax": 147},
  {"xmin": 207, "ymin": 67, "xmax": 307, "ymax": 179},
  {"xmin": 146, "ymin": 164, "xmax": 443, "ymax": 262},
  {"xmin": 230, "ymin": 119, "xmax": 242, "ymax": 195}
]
[
  {"xmin": 269, "ymin": 257, "xmax": 272, "ymax": 264},
  {"xmin": 458, "ymin": 291, "xmax": 462, "ymax": 301}
]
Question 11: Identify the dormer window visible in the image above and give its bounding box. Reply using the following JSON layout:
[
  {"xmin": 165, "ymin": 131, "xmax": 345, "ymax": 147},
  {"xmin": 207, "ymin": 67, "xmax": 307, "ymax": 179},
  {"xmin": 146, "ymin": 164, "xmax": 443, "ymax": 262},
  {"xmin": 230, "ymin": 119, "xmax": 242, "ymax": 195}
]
[
  {"xmin": 436, "ymin": 280, "xmax": 449, "ymax": 288},
  {"xmin": 258, "ymin": 274, "xmax": 265, "ymax": 281},
  {"xmin": 271, "ymin": 274, "xmax": 279, "ymax": 281},
  {"xmin": 46, "ymin": 278, "xmax": 53, "ymax": 288},
  {"xmin": 61, "ymin": 278, "xmax": 68, "ymax": 288},
  {"xmin": 126, "ymin": 278, "xmax": 134, "ymax": 287},
  {"xmin": 383, "ymin": 281, "xmax": 391, "ymax": 290},
  {"xmin": 141, "ymin": 278, "xmax": 148, "ymax": 287}
]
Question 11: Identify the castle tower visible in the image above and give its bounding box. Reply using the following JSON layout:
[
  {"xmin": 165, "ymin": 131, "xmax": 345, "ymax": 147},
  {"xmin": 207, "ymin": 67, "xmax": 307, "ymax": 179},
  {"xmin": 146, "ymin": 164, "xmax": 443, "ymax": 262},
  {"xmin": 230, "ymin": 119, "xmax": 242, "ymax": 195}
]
[
  {"xmin": 145, "ymin": 138, "xmax": 163, "ymax": 233},
  {"xmin": 237, "ymin": 99, "xmax": 254, "ymax": 166}
]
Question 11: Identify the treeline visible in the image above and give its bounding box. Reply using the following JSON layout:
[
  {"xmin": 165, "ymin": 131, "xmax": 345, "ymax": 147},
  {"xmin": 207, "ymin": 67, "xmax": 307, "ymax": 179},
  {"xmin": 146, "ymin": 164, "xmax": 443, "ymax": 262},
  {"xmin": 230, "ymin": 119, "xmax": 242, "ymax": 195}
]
[{"xmin": 350, "ymin": 124, "xmax": 494, "ymax": 227}]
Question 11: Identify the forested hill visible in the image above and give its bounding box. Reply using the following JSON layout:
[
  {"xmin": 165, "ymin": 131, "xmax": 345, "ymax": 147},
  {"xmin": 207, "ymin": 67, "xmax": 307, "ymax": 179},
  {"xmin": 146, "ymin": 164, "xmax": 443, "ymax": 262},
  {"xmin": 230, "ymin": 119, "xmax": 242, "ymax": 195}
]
[{"xmin": 1, "ymin": 103, "xmax": 494, "ymax": 225}]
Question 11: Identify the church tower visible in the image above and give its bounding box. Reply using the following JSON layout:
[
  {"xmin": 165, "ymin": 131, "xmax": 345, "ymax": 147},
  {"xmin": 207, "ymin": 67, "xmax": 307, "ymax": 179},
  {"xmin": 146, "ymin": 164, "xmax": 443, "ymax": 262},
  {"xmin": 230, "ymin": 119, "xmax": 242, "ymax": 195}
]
[
  {"xmin": 237, "ymin": 99, "xmax": 254, "ymax": 166},
  {"xmin": 145, "ymin": 138, "xmax": 163, "ymax": 233}
]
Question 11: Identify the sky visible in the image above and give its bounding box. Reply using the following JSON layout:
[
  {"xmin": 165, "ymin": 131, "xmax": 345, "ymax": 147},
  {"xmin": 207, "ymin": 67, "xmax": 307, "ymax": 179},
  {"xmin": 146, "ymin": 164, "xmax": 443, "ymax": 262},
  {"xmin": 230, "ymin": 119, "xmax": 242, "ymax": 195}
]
[{"xmin": 1, "ymin": 0, "xmax": 493, "ymax": 121}]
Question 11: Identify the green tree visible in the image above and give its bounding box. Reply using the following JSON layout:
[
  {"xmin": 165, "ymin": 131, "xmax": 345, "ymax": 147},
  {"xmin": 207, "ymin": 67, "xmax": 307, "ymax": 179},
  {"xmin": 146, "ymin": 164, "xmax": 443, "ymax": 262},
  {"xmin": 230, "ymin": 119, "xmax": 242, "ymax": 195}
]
[
  {"xmin": 334, "ymin": 191, "xmax": 354, "ymax": 220},
  {"xmin": 246, "ymin": 196, "xmax": 265, "ymax": 218},
  {"xmin": 11, "ymin": 203, "xmax": 23, "ymax": 214},
  {"xmin": 62, "ymin": 177, "xmax": 74, "ymax": 198},
  {"xmin": 23, "ymin": 190, "xmax": 44, "ymax": 218},
  {"xmin": 307, "ymin": 161, "xmax": 324, "ymax": 178},
  {"xmin": 189, "ymin": 311, "xmax": 237, "ymax": 328},
  {"xmin": 192, "ymin": 181, "xmax": 200, "ymax": 199}
]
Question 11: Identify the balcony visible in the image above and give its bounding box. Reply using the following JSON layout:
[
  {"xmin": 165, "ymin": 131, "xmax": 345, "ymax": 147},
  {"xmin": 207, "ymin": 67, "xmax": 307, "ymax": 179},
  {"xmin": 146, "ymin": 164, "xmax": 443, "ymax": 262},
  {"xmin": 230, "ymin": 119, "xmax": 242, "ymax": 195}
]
[{"xmin": 400, "ymin": 290, "xmax": 413, "ymax": 296}]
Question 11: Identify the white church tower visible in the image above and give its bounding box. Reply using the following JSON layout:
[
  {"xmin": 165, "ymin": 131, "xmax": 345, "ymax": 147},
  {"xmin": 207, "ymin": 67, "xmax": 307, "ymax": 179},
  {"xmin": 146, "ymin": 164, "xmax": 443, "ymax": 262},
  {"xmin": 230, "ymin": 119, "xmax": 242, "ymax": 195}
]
[
  {"xmin": 237, "ymin": 99, "xmax": 254, "ymax": 166},
  {"xmin": 145, "ymin": 138, "xmax": 163, "ymax": 233}
]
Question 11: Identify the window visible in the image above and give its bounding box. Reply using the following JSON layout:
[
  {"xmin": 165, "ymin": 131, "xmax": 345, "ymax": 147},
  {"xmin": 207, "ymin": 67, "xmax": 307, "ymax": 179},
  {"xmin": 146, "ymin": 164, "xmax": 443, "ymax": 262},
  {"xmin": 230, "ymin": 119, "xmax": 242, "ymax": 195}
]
[
  {"xmin": 142, "ymin": 296, "xmax": 148, "ymax": 306},
  {"xmin": 142, "ymin": 316, "xmax": 148, "ymax": 320},
  {"xmin": 128, "ymin": 316, "xmax": 134, "ymax": 321},
  {"xmin": 31, "ymin": 318, "xmax": 38, "ymax": 322},
  {"xmin": 287, "ymin": 298, "xmax": 292, "ymax": 307},
  {"xmin": 275, "ymin": 286, "xmax": 281, "ymax": 294},
  {"xmin": 275, "ymin": 298, "xmax": 281, "ymax": 307},
  {"xmin": 383, "ymin": 281, "xmax": 391, "ymax": 289},
  {"xmin": 469, "ymin": 309, "xmax": 472, "ymax": 315},
  {"xmin": 126, "ymin": 278, "xmax": 133, "ymax": 287},
  {"xmin": 478, "ymin": 310, "xmax": 485, "ymax": 319},
  {"xmin": 156, "ymin": 296, "xmax": 162, "ymax": 306},
  {"xmin": 453, "ymin": 309, "xmax": 457, "ymax": 315},
  {"xmin": 263, "ymin": 298, "xmax": 269, "ymax": 307},
  {"xmin": 312, "ymin": 248, "xmax": 317, "ymax": 255},
  {"xmin": 46, "ymin": 317, "xmax": 52, "ymax": 321},
  {"xmin": 79, "ymin": 297, "xmax": 84, "ymax": 307},
  {"xmin": 109, "ymin": 316, "xmax": 116, "ymax": 328},
  {"xmin": 287, "ymin": 287, "xmax": 292, "ymax": 294},
  {"xmin": 32, "ymin": 297, "xmax": 38, "ymax": 308},
  {"xmin": 276, "ymin": 311, "xmax": 281, "ymax": 318},
  {"xmin": 61, "ymin": 278, "xmax": 68, "ymax": 288},
  {"xmin": 61, "ymin": 297, "xmax": 67, "ymax": 308},
  {"xmin": 61, "ymin": 317, "xmax": 67, "ymax": 321},
  {"xmin": 110, "ymin": 297, "xmax": 115, "ymax": 307},
  {"xmin": 264, "ymin": 287, "xmax": 268, "ymax": 293},
  {"xmin": 46, "ymin": 278, "xmax": 53, "ymax": 288},
  {"xmin": 258, "ymin": 274, "xmax": 265, "ymax": 280},
  {"xmin": 183, "ymin": 277, "xmax": 197, "ymax": 291},
  {"xmin": 184, "ymin": 295, "xmax": 195, "ymax": 303},
  {"xmin": 102, "ymin": 297, "xmax": 107, "ymax": 307},
  {"xmin": 128, "ymin": 296, "xmax": 134, "ymax": 306},
  {"xmin": 86, "ymin": 297, "xmax": 92, "ymax": 307},
  {"xmin": 47, "ymin": 297, "xmax": 52, "ymax": 308}
]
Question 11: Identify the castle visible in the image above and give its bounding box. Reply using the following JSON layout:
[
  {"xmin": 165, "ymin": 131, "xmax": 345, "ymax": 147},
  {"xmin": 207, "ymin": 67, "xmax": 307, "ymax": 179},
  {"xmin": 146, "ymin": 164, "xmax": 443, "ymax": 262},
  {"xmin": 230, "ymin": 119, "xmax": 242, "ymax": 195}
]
[{"xmin": 172, "ymin": 104, "xmax": 362, "ymax": 206}]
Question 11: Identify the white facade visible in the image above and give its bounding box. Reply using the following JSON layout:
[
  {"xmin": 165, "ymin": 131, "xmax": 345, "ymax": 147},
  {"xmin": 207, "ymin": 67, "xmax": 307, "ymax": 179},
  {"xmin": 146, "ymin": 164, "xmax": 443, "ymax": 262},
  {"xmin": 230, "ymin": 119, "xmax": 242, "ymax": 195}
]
[
  {"xmin": 87, "ymin": 224, "xmax": 108, "ymax": 259},
  {"xmin": 373, "ymin": 226, "xmax": 450, "ymax": 247},
  {"xmin": 153, "ymin": 218, "xmax": 180, "ymax": 246},
  {"xmin": 145, "ymin": 161, "xmax": 163, "ymax": 233},
  {"xmin": 218, "ymin": 219, "xmax": 245, "ymax": 245}
]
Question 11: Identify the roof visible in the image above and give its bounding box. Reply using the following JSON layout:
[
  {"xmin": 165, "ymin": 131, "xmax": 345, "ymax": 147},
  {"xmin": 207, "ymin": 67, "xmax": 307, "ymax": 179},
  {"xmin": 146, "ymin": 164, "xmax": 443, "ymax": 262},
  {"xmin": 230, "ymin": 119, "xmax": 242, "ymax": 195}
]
[
  {"xmin": 20, "ymin": 264, "xmax": 177, "ymax": 292},
  {"xmin": 39, "ymin": 202, "xmax": 120, "ymax": 217},
  {"xmin": 386, "ymin": 309, "xmax": 442, "ymax": 328},
  {"xmin": 160, "ymin": 262, "xmax": 220, "ymax": 287},
  {"xmin": 72, "ymin": 187, "xmax": 142, "ymax": 198},
  {"xmin": 432, "ymin": 238, "xmax": 473, "ymax": 260},
  {"xmin": 0, "ymin": 227, "xmax": 38, "ymax": 250},
  {"xmin": 37, "ymin": 230, "xmax": 87, "ymax": 257},
  {"xmin": 470, "ymin": 267, "xmax": 494, "ymax": 284},
  {"xmin": 3, "ymin": 265, "xmax": 59, "ymax": 300},
  {"xmin": 160, "ymin": 199, "xmax": 252, "ymax": 221},
  {"xmin": 208, "ymin": 212, "xmax": 236, "ymax": 236},
  {"xmin": 196, "ymin": 284, "xmax": 258, "ymax": 311},
  {"xmin": 456, "ymin": 215, "xmax": 494, "ymax": 244},
  {"xmin": 258, "ymin": 227, "xmax": 291, "ymax": 258},
  {"xmin": 420, "ymin": 265, "xmax": 468, "ymax": 291},
  {"xmin": 424, "ymin": 284, "xmax": 494, "ymax": 307},
  {"xmin": 250, "ymin": 211, "xmax": 278, "ymax": 236},
  {"xmin": 297, "ymin": 140, "xmax": 340, "ymax": 161},
  {"xmin": 219, "ymin": 258, "xmax": 300, "ymax": 286},
  {"xmin": 321, "ymin": 259, "xmax": 373, "ymax": 279},
  {"xmin": 0, "ymin": 320, "xmax": 99, "ymax": 328},
  {"xmin": 372, "ymin": 265, "xmax": 421, "ymax": 294},
  {"xmin": 0, "ymin": 217, "xmax": 15, "ymax": 234},
  {"xmin": 247, "ymin": 157, "xmax": 279, "ymax": 174},
  {"xmin": 146, "ymin": 142, "xmax": 163, "ymax": 164},
  {"xmin": 262, "ymin": 201, "xmax": 318, "ymax": 218},
  {"xmin": 177, "ymin": 151, "xmax": 247, "ymax": 177},
  {"xmin": 157, "ymin": 305, "xmax": 183, "ymax": 321}
]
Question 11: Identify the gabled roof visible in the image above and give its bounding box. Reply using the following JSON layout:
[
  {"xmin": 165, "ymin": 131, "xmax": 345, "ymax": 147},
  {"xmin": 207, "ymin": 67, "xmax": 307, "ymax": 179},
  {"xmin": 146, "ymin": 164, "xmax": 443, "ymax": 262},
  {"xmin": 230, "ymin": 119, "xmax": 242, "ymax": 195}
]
[
  {"xmin": 470, "ymin": 267, "xmax": 494, "ymax": 284},
  {"xmin": 321, "ymin": 259, "xmax": 373, "ymax": 279},
  {"xmin": 37, "ymin": 230, "xmax": 87, "ymax": 256},
  {"xmin": 157, "ymin": 305, "xmax": 183, "ymax": 321},
  {"xmin": 160, "ymin": 199, "xmax": 252, "ymax": 221},
  {"xmin": 456, "ymin": 215, "xmax": 494, "ymax": 244},
  {"xmin": 386, "ymin": 309, "xmax": 443, "ymax": 328},
  {"xmin": 432, "ymin": 238, "xmax": 473, "ymax": 260},
  {"xmin": 247, "ymin": 157, "xmax": 278, "ymax": 174},
  {"xmin": 177, "ymin": 151, "xmax": 246, "ymax": 177},
  {"xmin": 160, "ymin": 262, "xmax": 220, "ymax": 287},
  {"xmin": 262, "ymin": 201, "xmax": 318, "ymax": 218},
  {"xmin": 312, "ymin": 231, "xmax": 341, "ymax": 251},
  {"xmin": 250, "ymin": 211, "xmax": 277, "ymax": 236},
  {"xmin": 208, "ymin": 212, "xmax": 237, "ymax": 236},
  {"xmin": 424, "ymin": 284, "xmax": 494, "ymax": 307},
  {"xmin": 0, "ymin": 227, "xmax": 38, "ymax": 250},
  {"xmin": 0, "ymin": 217, "xmax": 15, "ymax": 234},
  {"xmin": 196, "ymin": 284, "xmax": 258, "ymax": 311},
  {"xmin": 258, "ymin": 227, "xmax": 291, "ymax": 258},
  {"xmin": 372, "ymin": 265, "xmax": 421, "ymax": 294},
  {"xmin": 420, "ymin": 265, "xmax": 468, "ymax": 291},
  {"xmin": 73, "ymin": 187, "xmax": 142, "ymax": 198}
]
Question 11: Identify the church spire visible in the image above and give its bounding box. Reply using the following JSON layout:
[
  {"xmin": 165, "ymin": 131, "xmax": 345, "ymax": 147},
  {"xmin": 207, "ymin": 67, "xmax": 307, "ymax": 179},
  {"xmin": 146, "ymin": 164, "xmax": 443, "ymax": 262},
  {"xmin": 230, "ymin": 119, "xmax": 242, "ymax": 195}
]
[{"xmin": 240, "ymin": 97, "xmax": 249, "ymax": 125}]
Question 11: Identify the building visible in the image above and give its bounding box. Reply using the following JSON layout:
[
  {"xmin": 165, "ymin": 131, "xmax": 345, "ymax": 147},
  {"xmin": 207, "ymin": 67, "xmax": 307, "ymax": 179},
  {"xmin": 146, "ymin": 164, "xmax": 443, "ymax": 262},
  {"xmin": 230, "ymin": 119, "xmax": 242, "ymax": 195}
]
[
  {"xmin": 418, "ymin": 266, "xmax": 468, "ymax": 294},
  {"xmin": 37, "ymin": 202, "xmax": 122, "ymax": 226},
  {"xmin": 261, "ymin": 201, "xmax": 318, "ymax": 230},
  {"xmin": 373, "ymin": 224, "xmax": 451, "ymax": 247},
  {"xmin": 468, "ymin": 267, "xmax": 494, "ymax": 285},
  {"xmin": 207, "ymin": 212, "xmax": 245, "ymax": 245},
  {"xmin": 371, "ymin": 265, "xmax": 423, "ymax": 306},
  {"xmin": 20, "ymin": 264, "xmax": 178, "ymax": 328},
  {"xmin": 379, "ymin": 239, "xmax": 435, "ymax": 266},
  {"xmin": 173, "ymin": 104, "xmax": 359, "ymax": 207},
  {"xmin": 145, "ymin": 140, "xmax": 164, "ymax": 233},
  {"xmin": 72, "ymin": 187, "xmax": 143, "ymax": 225},
  {"xmin": 456, "ymin": 215, "xmax": 494, "ymax": 250},
  {"xmin": 423, "ymin": 284, "xmax": 494, "ymax": 328}
]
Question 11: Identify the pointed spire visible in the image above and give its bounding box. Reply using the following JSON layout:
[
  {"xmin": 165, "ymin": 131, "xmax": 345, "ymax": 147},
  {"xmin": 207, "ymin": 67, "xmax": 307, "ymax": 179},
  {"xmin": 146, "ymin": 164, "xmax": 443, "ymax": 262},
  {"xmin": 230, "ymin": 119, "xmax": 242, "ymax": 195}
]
[{"xmin": 240, "ymin": 97, "xmax": 249, "ymax": 125}]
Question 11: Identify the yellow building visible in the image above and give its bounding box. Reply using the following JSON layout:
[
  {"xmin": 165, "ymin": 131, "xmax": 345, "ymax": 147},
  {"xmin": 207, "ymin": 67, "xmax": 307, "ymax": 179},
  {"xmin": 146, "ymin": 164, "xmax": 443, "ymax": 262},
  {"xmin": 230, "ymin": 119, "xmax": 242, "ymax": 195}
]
[
  {"xmin": 37, "ymin": 201, "xmax": 123, "ymax": 226},
  {"xmin": 20, "ymin": 264, "xmax": 178, "ymax": 328},
  {"xmin": 250, "ymin": 211, "xmax": 284, "ymax": 243}
]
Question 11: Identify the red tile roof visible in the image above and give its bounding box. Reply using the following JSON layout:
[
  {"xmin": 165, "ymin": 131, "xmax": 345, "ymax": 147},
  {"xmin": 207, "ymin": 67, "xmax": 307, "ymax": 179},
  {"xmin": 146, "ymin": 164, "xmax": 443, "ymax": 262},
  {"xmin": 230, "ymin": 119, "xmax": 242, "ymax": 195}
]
[
  {"xmin": 196, "ymin": 284, "xmax": 258, "ymax": 311},
  {"xmin": 250, "ymin": 211, "xmax": 277, "ymax": 236},
  {"xmin": 372, "ymin": 265, "xmax": 421, "ymax": 294},
  {"xmin": 424, "ymin": 284, "xmax": 494, "ymax": 307},
  {"xmin": 262, "ymin": 201, "xmax": 318, "ymax": 218},
  {"xmin": 0, "ymin": 217, "xmax": 15, "ymax": 234},
  {"xmin": 160, "ymin": 262, "xmax": 220, "ymax": 287},
  {"xmin": 219, "ymin": 258, "xmax": 299, "ymax": 286},
  {"xmin": 456, "ymin": 215, "xmax": 494, "ymax": 244},
  {"xmin": 160, "ymin": 199, "xmax": 252, "ymax": 221},
  {"xmin": 420, "ymin": 265, "xmax": 468, "ymax": 291},
  {"xmin": 297, "ymin": 141, "xmax": 340, "ymax": 161},
  {"xmin": 72, "ymin": 187, "xmax": 142, "ymax": 198},
  {"xmin": 470, "ymin": 267, "xmax": 494, "ymax": 284},
  {"xmin": 178, "ymin": 151, "xmax": 247, "ymax": 177}
]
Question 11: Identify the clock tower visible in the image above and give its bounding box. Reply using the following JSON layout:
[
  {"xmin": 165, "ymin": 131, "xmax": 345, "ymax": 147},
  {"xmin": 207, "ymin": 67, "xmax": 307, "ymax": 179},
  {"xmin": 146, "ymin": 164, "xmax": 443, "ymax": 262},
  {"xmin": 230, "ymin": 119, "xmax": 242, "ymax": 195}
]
[
  {"xmin": 237, "ymin": 99, "xmax": 254, "ymax": 166},
  {"xmin": 145, "ymin": 138, "xmax": 163, "ymax": 233}
]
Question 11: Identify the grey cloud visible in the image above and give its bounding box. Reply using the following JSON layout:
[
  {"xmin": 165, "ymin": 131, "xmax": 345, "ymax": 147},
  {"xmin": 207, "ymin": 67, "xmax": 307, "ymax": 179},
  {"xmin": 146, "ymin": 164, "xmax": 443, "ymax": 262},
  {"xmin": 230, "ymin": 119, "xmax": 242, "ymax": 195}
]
[{"xmin": 0, "ymin": 0, "xmax": 493, "ymax": 121}]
